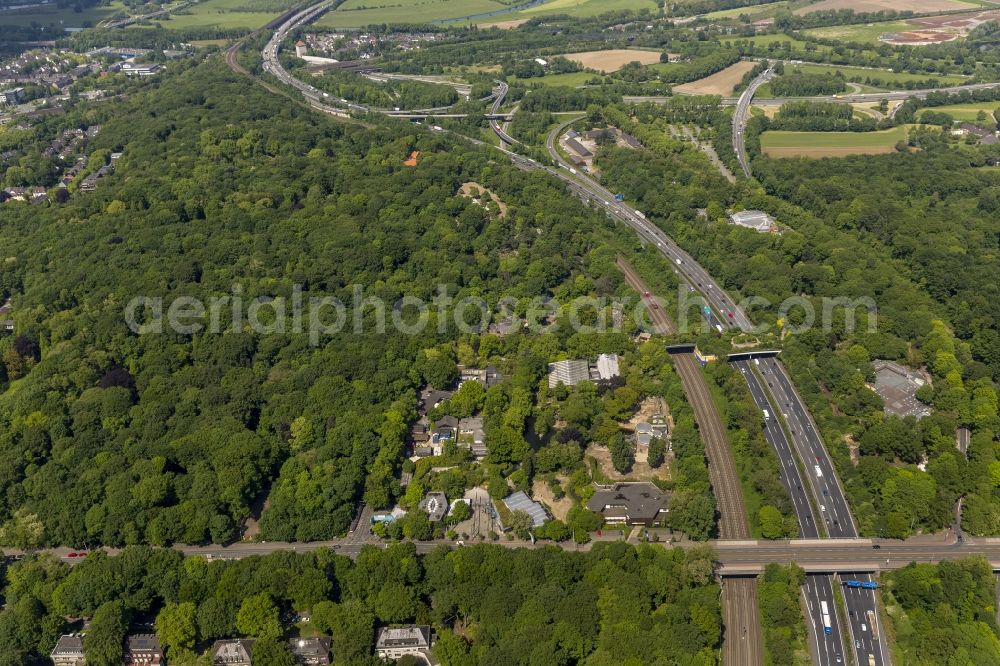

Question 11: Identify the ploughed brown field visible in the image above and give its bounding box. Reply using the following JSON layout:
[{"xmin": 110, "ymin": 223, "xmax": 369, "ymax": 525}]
[
  {"xmin": 673, "ymin": 61, "xmax": 757, "ymax": 96},
  {"xmin": 558, "ymin": 48, "xmax": 664, "ymax": 73}
]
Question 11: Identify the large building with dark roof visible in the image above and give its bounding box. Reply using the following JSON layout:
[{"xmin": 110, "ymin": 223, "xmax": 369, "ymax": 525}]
[{"xmin": 586, "ymin": 482, "xmax": 669, "ymax": 526}]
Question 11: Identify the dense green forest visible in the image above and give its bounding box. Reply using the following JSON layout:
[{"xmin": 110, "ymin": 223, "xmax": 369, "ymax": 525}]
[
  {"xmin": 0, "ymin": 543, "xmax": 724, "ymax": 665},
  {"xmin": 884, "ymin": 557, "xmax": 1000, "ymax": 665},
  {"xmin": 0, "ymin": 59, "xmax": 654, "ymax": 548},
  {"xmin": 757, "ymin": 564, "xmax": 808, "ymax": 665}
]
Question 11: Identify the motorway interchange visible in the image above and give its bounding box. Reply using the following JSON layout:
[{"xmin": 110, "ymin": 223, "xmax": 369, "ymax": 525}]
[{"xmin": 233, "ymin": 3, "xmax": 1000, "ymax": 662}]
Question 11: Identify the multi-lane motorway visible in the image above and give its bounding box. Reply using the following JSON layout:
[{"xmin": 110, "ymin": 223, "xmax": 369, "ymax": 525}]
[
  {"xmin": 740, "ymin": 359, "xmax": 845, "ymax": 666},
  {"xmin": 739, "ymin": 358, "xmax": 888, "ymax": 666},
  {"xmin": 732, "ymin": 65, "xmax": 773, "ymax": 177},
  {"xmin": 237, "ymin": 8, "xmax": 978, "ymax": 662},
  {"xmin": 755, "ymin": 357, "xmax": 890, "ymax": 666}
]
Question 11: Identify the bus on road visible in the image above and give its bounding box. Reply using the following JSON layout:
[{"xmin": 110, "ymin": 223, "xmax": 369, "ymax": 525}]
[{"xmin": 821, "ymin": 601, "xmax": 832, "ymax": 635}]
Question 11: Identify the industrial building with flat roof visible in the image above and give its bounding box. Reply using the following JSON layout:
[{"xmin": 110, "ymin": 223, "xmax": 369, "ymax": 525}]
[
  {"xmin": 503, "ymin": 491, "xmax": 548, "ymax": 528},
  {"xmin": 548, "ymin": 355, "xmax": 622, "ymax": 388},
  {"xmin": 869, "ymin": 359, "xmax": 931, "ymax": 419},
  {"xmin": 729, "ymin": 210, "xmax": 776, "ymax": 233},
  {"xmin": 548, "ymin": 359, "xmax": 591, "ymax": 388}
]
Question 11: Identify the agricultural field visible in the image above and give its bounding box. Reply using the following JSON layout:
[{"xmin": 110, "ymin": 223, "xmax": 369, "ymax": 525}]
[
  {"xmin": 760, "ymin": 125, "xmax": 909, "ymax": 157},
  {"xmin": 920, "ymin": 103, "xmax": 1000, "ymax": 122},
  {"xmin": 521, "ymin": 70, "xmax": 599, "ymax": 86},
  {"xmin": 723, "ymin": 33, "xmax": 836, "ymax": 54},
  {"xmin": 806, "ymin": 8, "xmax": 1000, "ymax": 44},
  {"xmin": 319, "ymin": 0, "xmax": 511, "ymax": 27},
  {"xmin": 141, "ymin": 0, "xmax": 297, "ymax": 29},
  {"xmin": 703, "ymin": 1, "xmax": 789, "ymax": 19},
  {"xmin": 0, "ymin": 0, "xmax": 125, "ymax": 28},
  {"xmin": 796, "ymin": 0, "xmax": 978, "ymax": 13},
  {"xmin": 559, "ymin": 48, "xmax": 663, "ymax": 73},
  {"xmin": 781, "ymin": 63, "xmax": 968, "ymax": 87},
  {"xmin": 673, "ymin": 60, "xmax": 758, "ymax": 96},
  {"xmin": 473, "ymin": 0, "xmax": 657, "ymax": 23},
  {"xmin": 479, "ymin": 16, "xmax": 529, "ymax": 27},
  {"xmin": 805, "ymin": 20, "xmax": 916, "ymax": 43}
]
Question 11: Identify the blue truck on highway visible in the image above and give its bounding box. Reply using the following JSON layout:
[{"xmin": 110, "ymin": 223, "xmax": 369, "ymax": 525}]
[{"xmin": 845, "ymin": 580, "xmax": 879, "ymax": 589}]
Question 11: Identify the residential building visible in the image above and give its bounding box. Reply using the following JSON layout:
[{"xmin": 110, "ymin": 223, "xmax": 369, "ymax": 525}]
[
  {"xmin": 419, "ymin": 491, "xmax": 448, "ymax": 522},
  {"xmin": 419, "ymin": 387, "xmax": 452, "ymax": 414},
  {"xmin": 548, "ymin": 359, "xmax": 590, "ymax": 388},
  {"xmin": 502, "ymin": 491, "xmax": 547, "ymax": 528},
  {"xmin": 459, "ymin": 365, "xmax": 503, "ymax": 388},
  {"xmin": 432, "ymin": 415, "xmax": 457, "ymax": 454},
  {"xmin": 635, "ymin": 415, "xmax": 668, "ymax": 450},
  {"xmin": 458, "ymin": 415, "xmax": 487, "ymax": 459},
  {"xmin": 728, "ymin": 210, "xmax": 776, "ymax": 233},
  {"xmin": 125, "ymin": 634, "xmax": 164, "ymax": 665},
  {"xmin": 409, "ymin": 422, "xmax": 429, "ymax": 444},
  {"xmin": 295, "ymin": 40, "xmax": 308, "ymax": 57},
  {"xmin": 288, "ymin": 636, "xmax": 331, "ymax": 665},
  {"xmin": 594, "ymin": 353, "xmax": 620, "ymax": 381},
  {"xmin": 371, "ymin": 506, "xmax": 407, "ymax": 524},
  {"xmin": 586, "ymin": 482, "xmax": 669, "ymax": 526},
  {"xmin": 212, "ymin": 639, "xmax": 254, "ymax": 665},
  {"xmin": 0, "ymin": 87, "xmax": 25, "ymax": 105},
  {"xmin": 375, "ymin": 626, "xmax": 432, "ymax": 661},
  {"xmin": 484, "ymin": 365, "xmax": 502, "ymax": 388},
  {"xmin": 50, "ymin": 634, "xmax": 85, "ymax": 666}
]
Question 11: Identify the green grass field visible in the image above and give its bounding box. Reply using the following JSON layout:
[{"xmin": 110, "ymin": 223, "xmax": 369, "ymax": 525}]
[
  {"xmin": 132, "ymin": 0, "xmax": 293, "ymax": 30},
  {"xmin": 0, "ymin": 0, "xmax": 125, "ymax": 28},
  {"xmin": 519, "ymin": 71, "xmax": 600, "ymax": 87},
  {"xmin": 723, "ymin": 33, "xmax": 835, "ymax": 54},
  {"xmin": 783, "ymin": 63, "xmax": 968, "ymax": 87},
  {"xmin": 702, "ymin": 0, "xmax": 787, "ymax": 19},
  {"xmin": 513, "ymin": 0, "xmax": 654, "ymax": 18},
  {"xmin": 805, "ymin": 21, "xmax": 917, "ymax": 44},
  {"xmin": 761, "ymin": 125, "xmax": 909, "ymax": 157},
  {"xmin": 317, "ymin": 0, "xmax": 656, "ymax": 27},
  {"xmin": 317, "ymin": 0, "xmax": 509, "ymax": 27},
  {"xmin": 469, "ymin": 0, "xmax": 655, "ymax": 23},
  {"xmin": 920, "ymin": 103, "xmax": 1000, "ymax": 122}
]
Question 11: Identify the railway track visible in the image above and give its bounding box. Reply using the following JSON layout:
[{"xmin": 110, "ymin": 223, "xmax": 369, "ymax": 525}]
[
  {"xmin": 672, "ymin": 354, "xmax": 749, "ymax": 540},
  {"xmin": 615, "ymin": 257, "xmax": 749, "ymax": 539},
  {"xmin": 616, "ymin": 257, "xmax": 761, "ymax": 664},
  {"xmin": 615, "ymin": 257, "xmax": 676, "ymax": 335},
  {"xmin": 723, "ymin": 577, "xmax": 764, "ymax": 665}
]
